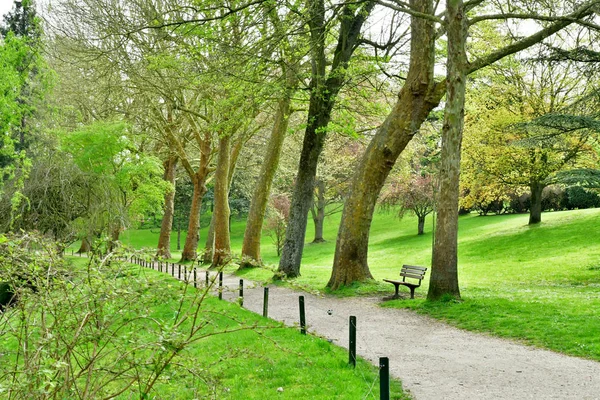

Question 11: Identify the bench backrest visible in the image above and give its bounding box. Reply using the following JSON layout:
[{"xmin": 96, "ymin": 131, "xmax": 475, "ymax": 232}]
[{"xmin": 400, "ymin": 265, "xmax": 427, "ymax": 283}]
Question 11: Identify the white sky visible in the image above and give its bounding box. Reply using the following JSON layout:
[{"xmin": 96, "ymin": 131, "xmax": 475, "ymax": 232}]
[{"xmin": 0, "ymin": 0, "xmax": 14, "ymax": 19}]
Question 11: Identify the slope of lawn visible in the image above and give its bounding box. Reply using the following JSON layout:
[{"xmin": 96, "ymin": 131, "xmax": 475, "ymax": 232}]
[{"xmin": 119, "ymin": 207, "xmax": 600, "ymax": 361}]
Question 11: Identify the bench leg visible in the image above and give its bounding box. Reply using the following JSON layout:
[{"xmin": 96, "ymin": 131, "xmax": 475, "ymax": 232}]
[
  {"xmin": 409, "ymin": 287, "xmax": 416, "ymax": 299},
  {"xmin": 393, "ymin": 284, "xmax": 400, "ymax": 299}
]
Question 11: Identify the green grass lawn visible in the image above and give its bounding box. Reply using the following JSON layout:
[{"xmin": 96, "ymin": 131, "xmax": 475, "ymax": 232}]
[
  {"xmin": 117, "ymin": 207, "xmax": 600, "ymax": 361},
  {"xmin": 0, "ymin": 257, "xmax": 406, "ymax": 399}
]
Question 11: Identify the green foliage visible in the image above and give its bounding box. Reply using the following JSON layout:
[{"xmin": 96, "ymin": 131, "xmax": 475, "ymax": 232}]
[
  {"xmin": 60, "ymin": 121, "xmax": 170, "ymax": 231},
  {"xmin": 0, "ymin": 233, "xmax": 406, "ymax": 399}
]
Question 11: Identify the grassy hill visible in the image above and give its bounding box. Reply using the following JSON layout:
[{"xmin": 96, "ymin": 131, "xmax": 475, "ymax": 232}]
[{"xmin": 119, "ymin": 207, "xmax": 600, "ymax": 361}]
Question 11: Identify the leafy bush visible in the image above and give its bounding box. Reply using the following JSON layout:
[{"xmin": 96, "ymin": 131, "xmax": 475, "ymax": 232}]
[
  {"xmin": 0, "ymin": 233, "xmax": 259, "ymax": 398},
  {"xmin": 564, "ymin": 186, "xmax": 600, "ymax": 209}
]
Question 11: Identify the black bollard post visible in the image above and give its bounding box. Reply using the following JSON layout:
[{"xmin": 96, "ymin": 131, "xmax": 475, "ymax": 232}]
[
  {"xmin": 239, "ymin": 279, "xmax": 244, "ymax": 306},
  {"xmin": 349, "ymin": 316, "xmax": 357, "ymax": 367},
  {"xmin": 299, "ymin": 296, "xmax": 306, "ymax": 335},
  {"xmin": 171, "ymin": 263, "xmax": 174, "ymax": 277},
  {"xmin": 205, "ymin": 271, "xmax": 209, "ymax": 286},
  {"xmin": 218, "ymin": 271, "xmax": 223, "ymax": 300},
  {"xmin": 178, "ymin": 265, "xmax": 181, "ymax": 280},
  {"xmin": 194, "ymin": 268, "xmax": 197, "ymax": 288},
  {"xmin": 379, "ymin": 357, "xmax": 389, "ymax": 400},
  {"xmin": 263, "ymin": 287, "xmax": 269, "ymax": 318},
  {"xmin": 184, "ymin": 265, "xmax": 188, "ymax": 282}
]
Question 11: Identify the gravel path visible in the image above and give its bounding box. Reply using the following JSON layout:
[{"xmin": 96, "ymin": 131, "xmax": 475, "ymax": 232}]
[
  {"xmin": 212, "ymin": 273, "xmax": 600, "ymax": 400},
  {"xmin": 150, "ymin": 262, "xmax": 600, "ymax": 400}
]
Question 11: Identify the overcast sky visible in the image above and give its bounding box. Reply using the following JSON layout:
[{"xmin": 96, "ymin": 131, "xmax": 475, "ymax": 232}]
[{"xmin": 0, "ymin": 0, "xmax": 15, "ymax": 21}]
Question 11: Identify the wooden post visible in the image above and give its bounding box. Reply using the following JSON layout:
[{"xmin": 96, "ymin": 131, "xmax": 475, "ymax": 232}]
[
  {"xmin": 380, "ymin": 357, "xmax": 389, "ymax": 400},
  {"xmin": 218, "ymin": 272, "xmax": 223, "ymax": 300},
  {"xmin": 239, "ymin": 279, "xmax": 244, "ymax": 307},
  {"xmin": 299, "ymin": 296, "xmax": 306, "ymax": 334},
  {"xmin": 349, "ymin": 316, "xmax": 357, "ymax": 367},
  {"xmin": 263, "ymin": 287, "xmax": 269, "ymax": 318}
]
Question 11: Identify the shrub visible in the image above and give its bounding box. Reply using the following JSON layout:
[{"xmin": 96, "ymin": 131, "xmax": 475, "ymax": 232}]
[{"xmin": 564, "ymin": 186, "xmax": 600, "ymax": 209}]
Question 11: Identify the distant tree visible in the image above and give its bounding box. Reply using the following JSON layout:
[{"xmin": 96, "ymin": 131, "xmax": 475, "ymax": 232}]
[
  {"xmin": 61, "ymin": 122, "xmax": 170, "ymax": 248},
  {"xmin": 380, "ymin": 173, "xmax": 436, "ymax": 235},
  {"xmin": 264, "ymin": 194, "xmax": 290, "ymax": 257}
]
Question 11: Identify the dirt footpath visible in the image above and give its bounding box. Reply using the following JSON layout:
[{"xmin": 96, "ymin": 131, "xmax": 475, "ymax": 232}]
[{"xmin": 213, "ymin": 275, "xmax": 600, "ymax": 400}]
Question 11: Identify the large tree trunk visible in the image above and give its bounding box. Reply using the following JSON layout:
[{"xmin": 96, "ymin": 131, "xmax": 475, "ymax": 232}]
[
  {"xmin": 529, "ymin": 181, "xmax": 544, "ymax": 224},
  {"xmin": 278, "ymin": 0, "xmax": 374, "ymax": 279},
  {"xmin": 311, "ymin": 179, "xmax": 326, "ymax": 243},
  {"xmin": 328, "ymin": 0, "xmax": 439, "ymax": 290},
  {"xmin": 211, "ymin": 135, "xmax": 232, "ymax": 268},
  {"xmin": 181, "ymin": 172, "xmax": 207, "ymax": 261},
  {"xmin": 428, "ymin": 0, "xmax": 468, "ymax": 301},
  {"xmin": 241, "ymin": 86, "xmax": 294, "ymax": 268},
  {"xmin": 156, "ymin": 156, "xmax": 178, "ymax": 258}
]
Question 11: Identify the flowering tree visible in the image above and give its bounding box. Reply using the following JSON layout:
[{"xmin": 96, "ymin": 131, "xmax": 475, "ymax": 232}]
[{"xmin": 380, "ymin": 173, "xmax": 436, "ymax": 235}]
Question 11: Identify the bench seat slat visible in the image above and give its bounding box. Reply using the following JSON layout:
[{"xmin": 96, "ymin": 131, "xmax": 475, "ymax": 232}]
[
  {"xmin": 401, "ymin": 265, "xmax": 427, "ymax": 272},
  {"xmin": 400, "ymin": 273, "xmax": 425, "ymax": 280}
]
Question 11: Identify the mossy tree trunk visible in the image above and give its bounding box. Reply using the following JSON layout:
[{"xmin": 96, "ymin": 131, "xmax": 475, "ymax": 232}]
[
  {"xmin": 328, "ymin": 0, "xmax": 438, "ymax": 290},
  {"xmin": 428, "ymin": 0, "xmax": 468, "ymax": 301},
  {"xmin": 241, "ymin": 82, "xmax": 295, "ymax": 268},
  {"xmin": 277, "ymin": 0, "xmax": 375, "ymax": 278},
  {"xmin": 211, "ymin": 135, "xmax": 232, "ymax": 268},
  {"xmin": 156, "ymin": 155, "xmax": 178, "ymax": 258}
]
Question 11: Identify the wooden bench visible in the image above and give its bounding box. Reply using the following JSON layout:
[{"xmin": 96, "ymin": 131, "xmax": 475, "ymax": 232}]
[{"xmin": 383, "ymin": 265, "xmax": 427, "ymax": 299}]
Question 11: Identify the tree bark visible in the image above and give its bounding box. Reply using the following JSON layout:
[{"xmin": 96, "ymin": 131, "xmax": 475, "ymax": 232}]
[
  {"xmin": 278, "ymin": 0, "xmax": 374, "ymax": 278},
  {"xmin": 211, "ymin": 135, "xmax": 231, "ymax": 268},
  {"xmin": 156, "ymin": 155, "xmax": 178, "ymax": 258},
  {"xmin": 417, "ymin": 215, "xmax": 426, "ymax": 236},
  {"xmin": 202, "ymin": 216, "xmax": 215, "ymax": 263},
  {"xmin": 77, "ymin": 236, "xmax": 92, "ymax": 254},
  {"xmin": 311, "ymin": 179, "xmax": 326, "ymax": 243},
  {"xmin": 181, "ymin": 172, "xmax": 207, "ymax": 261},
  {"xmin": 529, "ymin": 181, "xmax": 544, "ymax": 224},
  {"xmin": 241, "ymin": 84, "xmax": 294, "ymax": 268},
  {"xmin": 328, "ymin": 0, "xmax": 439, "ymax": 290},
  {"xmin": 428, "ymin": 0, "xmax": 468, "ymax": 301}
]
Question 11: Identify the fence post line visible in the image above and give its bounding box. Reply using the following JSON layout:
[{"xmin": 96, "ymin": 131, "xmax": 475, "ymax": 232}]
[
  {"xmin": 171, "ymin": 263, "xmax": 175, "ymax": 277},
  {"xmin": 379, "ymin": 357, "xmax": 390, "ymax": 400},
  {"xmin": 178, "ymin": 264, "xmax": 181, "ymax": 280},
  {"xmin": 299, "ymin": 296, "xmax": 306, "ymax": 335},
  {"xmin": 349, "ymin": 316, "xmax": 357, "ymax": 367},
  {"xmin": 263, "ymin": 287, "xmax": 269, "ymax": 318}
]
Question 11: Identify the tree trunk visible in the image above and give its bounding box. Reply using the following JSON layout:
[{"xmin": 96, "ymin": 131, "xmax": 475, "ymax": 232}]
[
  {"xmin": 177, "ymin": 219, "xmax": 181, "ymax": 250},
  {"xmin": 312, "ymin": 179, "xmax": 326, "ymax": 243},
  {"xmin": 529, "ymin": 181, "xmax": 544, "ymax": 224},
  {"xmin": 181, "ymin": 172, "xmax": 207, "ymax": 261},
  {"xmin": 241, "ymin": 85, "xmax": 294, "ymax": 268},
  {"xmin": 211, "ymin": 135, "xmax": 231, "ymax": 268},
  {"xmin": 417, "ymin": 215, "xmax": 426, "ymax": 236},
  {"xmin": 108, "ymin": 223, "xmax": 121, "ymax": 252},
  {"xmin": 428, "ymin": 0, "xmax": 468, "ymax": 301},
  {"xmin": 156, "ymin": 156, "xmax": 178, "ymax": 258},
  {"xmin": 278, "ymin": 0, "xmax": 374, "ymax": 279},
  {"xmin": 77, "ymin": 236, "xmax": 92, "ymax": 254},
  {"xmin": 202, "ymin": 216, "xmax": 215, "ymax": 264},
  {"xmin": 328, "ymin": 0, "xmax": 439, "ymax": 290}
]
